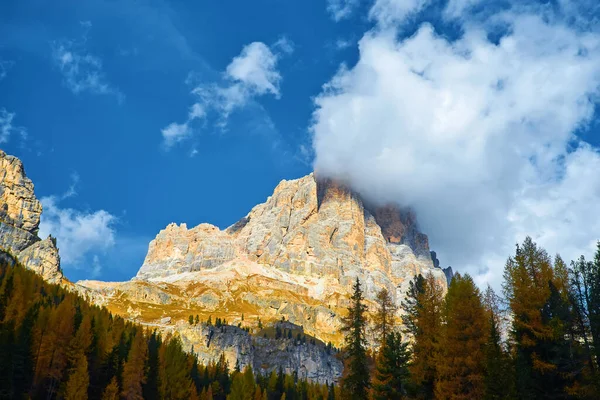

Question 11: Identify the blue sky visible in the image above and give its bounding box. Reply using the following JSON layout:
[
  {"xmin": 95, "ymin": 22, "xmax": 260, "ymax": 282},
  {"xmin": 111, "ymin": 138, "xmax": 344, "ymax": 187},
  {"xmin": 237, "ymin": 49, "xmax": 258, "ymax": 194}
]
[
  {"xmin": 0, "ymin": 0, "xmax": 368, "ymax": 281},
  {"xmin": 2, "ymin": 0, "xmax": 600, "ymax": 287}
]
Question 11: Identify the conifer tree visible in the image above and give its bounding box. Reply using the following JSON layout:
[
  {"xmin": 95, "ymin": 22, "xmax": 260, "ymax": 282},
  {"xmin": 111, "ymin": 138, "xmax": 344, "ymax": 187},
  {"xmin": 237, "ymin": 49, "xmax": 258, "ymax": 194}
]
[
  {"xmin": 482, "ymin": 286, "xmax": 514, "ymax": 400},
  {"xmin": 503, "ymin": 237, "xmax": 576, "ymax": 399},
  {"xmin": 229, "ymin": 365, "xmax": 256, "ymax": 400},
  {"xmin": 372, "ymin": 331, "xmax": 410, "ymax": 400},
  {"xmin": 340, "ymin": 277, "xmax": 370, "ymax": 399},
  {"xmin": 435, "ymin": 273, "xmax": 487, "ymax": 400},
  {"xmin": 402, "ymin": 273, "xmax": 443, "ymax": 398},
  {"xmin": 64, "ymin": 352, "xmax": 89, "ymax": 400},
  {"xmin": 159, "ymin": 336, "xmax": 195, "ymax": 400},
  {"xmin": 122, "ymin": 330, "xmax": 148, "ymax": 400},
  {"xmin": 102, "ymin": 376, "xmax": 120, "ymax": 400},
  {"xmin": 373, "ymin": 288, "xmax": 396, "ymax": 346}
]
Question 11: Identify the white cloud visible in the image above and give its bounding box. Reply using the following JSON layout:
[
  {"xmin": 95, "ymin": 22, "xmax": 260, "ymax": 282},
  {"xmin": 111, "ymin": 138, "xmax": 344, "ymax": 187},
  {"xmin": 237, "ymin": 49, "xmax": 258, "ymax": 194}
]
[
  {"xmin": 51, "ymin": 25, "xmax": 123, "ymax": 101},
  {"xmin": 0, "ymin": 60, "xmax": 14, "ymax": 80},
  {"xmin": 335, "ymin": 39, "xmax": 354, "ymax": 50},
  {"xmin": 369, "ymin": 0, "xmax": 430, "ymax": 26},
  {"xmin": 162, "ymin": 40, "xmax": 290, "ymax": 148},
  {"xmin": 0, "ymin": 109, "xmax": 27, "ymax": 144},
  {"xmin": 311, "ymin": 3, "xmax": 600, "ymax": 289},
  {"xmin": 327, "ymin": 0, "xmax": 361, "ymax": 21},
  {"xmin": 161, "ymin": 122, "xmax": 193, "ymax": 148},
  {"xmin": 38, "ymin": 196, "xmax": 117, "ymax": 267}
]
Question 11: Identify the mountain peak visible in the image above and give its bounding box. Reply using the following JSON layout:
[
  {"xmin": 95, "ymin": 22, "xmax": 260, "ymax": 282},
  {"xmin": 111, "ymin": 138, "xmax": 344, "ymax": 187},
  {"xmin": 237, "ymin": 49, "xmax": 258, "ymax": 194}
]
[
  {"xmin": 0, "ymin": 150, "xmax": 63, "ymax": 283},
  {"xmin": 136, "ymin": 172, "xmax": 445, "ymax": 304}
]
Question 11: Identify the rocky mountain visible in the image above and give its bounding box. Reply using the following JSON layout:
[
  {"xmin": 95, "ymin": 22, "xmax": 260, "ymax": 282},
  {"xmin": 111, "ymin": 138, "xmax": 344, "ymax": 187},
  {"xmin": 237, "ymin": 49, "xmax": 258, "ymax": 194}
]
[
  {"xmin": 0, "ymin": 149, "xmax": 448, "ymax": 383},
  {"xmin": 0, "ymin": 150, "xmax": 63, "ymax": 283}
]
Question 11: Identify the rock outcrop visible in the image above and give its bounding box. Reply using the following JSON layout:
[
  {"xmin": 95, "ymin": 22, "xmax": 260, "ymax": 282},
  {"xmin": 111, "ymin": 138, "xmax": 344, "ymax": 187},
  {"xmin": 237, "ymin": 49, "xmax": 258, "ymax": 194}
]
[
  {"xmin": 173, "ymin": 321, "xmax": 343, "ymax": 384},
  {"xmin": 0, "ymin": 150, "xmax": 63, "ymax": 283}
]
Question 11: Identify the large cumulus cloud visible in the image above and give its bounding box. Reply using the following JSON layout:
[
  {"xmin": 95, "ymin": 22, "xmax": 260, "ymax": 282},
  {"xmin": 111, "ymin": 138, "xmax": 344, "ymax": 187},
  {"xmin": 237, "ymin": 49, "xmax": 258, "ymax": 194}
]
[{"xmin": 311, "ymin": 1, "xmax": 600, "ymax": 287}]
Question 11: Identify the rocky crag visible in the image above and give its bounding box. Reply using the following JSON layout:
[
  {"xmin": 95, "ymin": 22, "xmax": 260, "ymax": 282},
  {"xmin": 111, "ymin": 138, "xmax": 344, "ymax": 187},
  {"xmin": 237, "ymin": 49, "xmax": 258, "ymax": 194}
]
[
  {"xmin": 0, "ymin": 149, "xmax": 449, "ymax": 384},
  {"xmin": 0, "ymin": 150, "xmax": 62, "ymax": 283}
]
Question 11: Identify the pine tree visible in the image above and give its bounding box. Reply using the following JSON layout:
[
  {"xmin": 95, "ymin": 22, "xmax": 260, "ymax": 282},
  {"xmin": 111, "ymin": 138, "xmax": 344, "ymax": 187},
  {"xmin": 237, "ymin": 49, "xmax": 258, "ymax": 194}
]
[
  {"xmin": 435, "ymin": 273, "xmax": 487, "ymax": 400},
  {"xmin": 340, "ymin": 277, "xmax": 370, "ymax": 399},
  {"xmin": 64, "ymin": 352, "xmax": 90, "ymax": 400},
  {"xmin": 372, "ymin": 331, "xmax": 410, "ymax": 399}
]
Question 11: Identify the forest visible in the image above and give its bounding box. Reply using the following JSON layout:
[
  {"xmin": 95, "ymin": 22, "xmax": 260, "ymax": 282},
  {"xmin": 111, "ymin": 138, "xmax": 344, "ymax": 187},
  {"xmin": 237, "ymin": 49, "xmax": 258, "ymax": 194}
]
[
  {"xmin": 341, "ymin": 237, "xmax": 600, "ymax": 399},
  {"xmin": 1, "ymin": 235, "xmax": 599, "ymax": 399},
  {"xmin": 0, "ymin": 252, "xmax": 332, "ymax": 400}
]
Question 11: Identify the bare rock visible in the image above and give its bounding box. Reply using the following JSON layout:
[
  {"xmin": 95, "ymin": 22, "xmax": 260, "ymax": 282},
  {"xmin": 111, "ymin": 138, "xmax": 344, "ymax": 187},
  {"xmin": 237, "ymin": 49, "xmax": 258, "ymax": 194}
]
[
  {"xmin": 17, "ymin": 236, "xmax": 63, "ymax": 284},
  {"xmin": 0, "ymin": 150, "xmax": 63, "ymax": 282},
  {"xmin": 137, "ymin": 223, "xmax": 239, "ymax": 280}
]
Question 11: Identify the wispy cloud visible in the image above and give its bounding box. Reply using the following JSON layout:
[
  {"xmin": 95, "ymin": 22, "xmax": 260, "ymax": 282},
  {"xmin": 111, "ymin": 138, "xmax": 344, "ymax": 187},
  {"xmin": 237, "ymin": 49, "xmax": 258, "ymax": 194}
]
[
  {"xmin": 161, "ymin": 39, "xmax": 293, "ymax": 149},
  {"xmin": 327, "ymin": 0, "xmax": 361, "ymax": 21},
  {"xmin": 51, "ymin": 22, "xmax": 123, "ymax": 101},
  {"xmin": 0, "ymin": 60, "xmax": 14, "ymax": 80},
  {"xmin": 0, "ymin": 109, "xmax": 27, "ymax": 144}
]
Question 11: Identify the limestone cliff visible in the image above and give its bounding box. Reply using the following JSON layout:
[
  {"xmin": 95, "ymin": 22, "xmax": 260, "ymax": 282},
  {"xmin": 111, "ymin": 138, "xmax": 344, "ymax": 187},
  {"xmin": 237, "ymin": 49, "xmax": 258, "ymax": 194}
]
[
  {"xmin": 0, "ymin": 150, "xmax": 63, "ymax": 283},
  {"xmin": 78, "ymin": 174, "xmax": 447, "ymax": 353}
]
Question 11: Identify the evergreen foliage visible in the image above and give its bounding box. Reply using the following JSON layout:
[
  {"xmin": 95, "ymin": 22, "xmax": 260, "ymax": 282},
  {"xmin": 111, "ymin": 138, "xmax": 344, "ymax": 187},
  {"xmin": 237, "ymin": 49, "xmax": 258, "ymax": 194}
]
[{"xmin": 340, "ymin": 277, "xmax": 370, "ymax": 399}]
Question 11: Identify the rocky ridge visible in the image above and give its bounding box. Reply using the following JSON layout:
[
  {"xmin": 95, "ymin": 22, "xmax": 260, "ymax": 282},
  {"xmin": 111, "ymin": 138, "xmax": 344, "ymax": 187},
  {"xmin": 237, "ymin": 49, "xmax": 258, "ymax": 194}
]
[{"xmin": 0, "ymin": 150, "xmax": 63, "ymax": 283}]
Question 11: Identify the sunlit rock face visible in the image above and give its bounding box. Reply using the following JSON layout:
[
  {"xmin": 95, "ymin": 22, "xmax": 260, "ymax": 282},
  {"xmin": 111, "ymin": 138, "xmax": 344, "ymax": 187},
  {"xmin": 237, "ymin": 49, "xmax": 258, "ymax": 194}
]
[
  {"xmin": 0, "ymin": 150, "xmax": 62, "ymax": 283},
  {"xmin": 114, "ymin": 173, "xmax": 447, "ymax": 347}
]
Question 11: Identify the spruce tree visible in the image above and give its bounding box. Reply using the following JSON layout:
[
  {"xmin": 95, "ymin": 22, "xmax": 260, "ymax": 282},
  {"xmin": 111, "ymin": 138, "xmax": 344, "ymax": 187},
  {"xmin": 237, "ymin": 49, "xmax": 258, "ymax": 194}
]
[
  {"xmin": 372, "ymin": 331, "xmax": 410, "ymax": 399},
  {"xmin": 340, "ymin": 277, "xmax": 370, "ymax": 399}
]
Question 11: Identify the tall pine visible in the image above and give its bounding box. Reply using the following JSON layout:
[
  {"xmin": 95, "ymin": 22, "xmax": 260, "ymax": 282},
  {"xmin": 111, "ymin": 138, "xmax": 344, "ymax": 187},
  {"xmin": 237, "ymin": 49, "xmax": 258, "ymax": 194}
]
[{"xmin": 340, "ymin": 277, "xmax": 370, "ymax": 399}]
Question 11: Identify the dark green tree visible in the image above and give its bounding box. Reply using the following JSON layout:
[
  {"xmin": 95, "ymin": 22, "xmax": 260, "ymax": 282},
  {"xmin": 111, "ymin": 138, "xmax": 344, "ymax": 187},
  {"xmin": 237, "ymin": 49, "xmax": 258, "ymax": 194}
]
[
  {"xmin": 372, "ymin": 331, "xmax": 410, "ymax": 400},
  {"xmin": 340, "ymin": 277, "xmax": 370, "ymax": 399}
]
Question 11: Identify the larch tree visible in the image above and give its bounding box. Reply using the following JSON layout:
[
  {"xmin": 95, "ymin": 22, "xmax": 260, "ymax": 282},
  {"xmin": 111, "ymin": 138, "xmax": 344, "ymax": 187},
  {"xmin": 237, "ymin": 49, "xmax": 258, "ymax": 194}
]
[
  {"xmin": 503, "ymin": 237, "xmax": 576, "ymax": 399},
  {"xmin": 102, "ymin": 376, "xmax": 120, "ymax": 400},
  {"xmin": 64, "ymin": 352, "xmax": 90, "ymax": 400},
  {"xmin": 121, "ymin": 329, "xmax": 148, "ymax": 400},
  {"xmin": 402, "ymin": 273, "xmax": 444, "ymax": 399},
  {"xmin": 435, "ymin": 273, "xmax": 487, "ymax": 400},
  {"xmin": 373, "ymin": 288, "xmax": 397, "ymax": 346}
]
